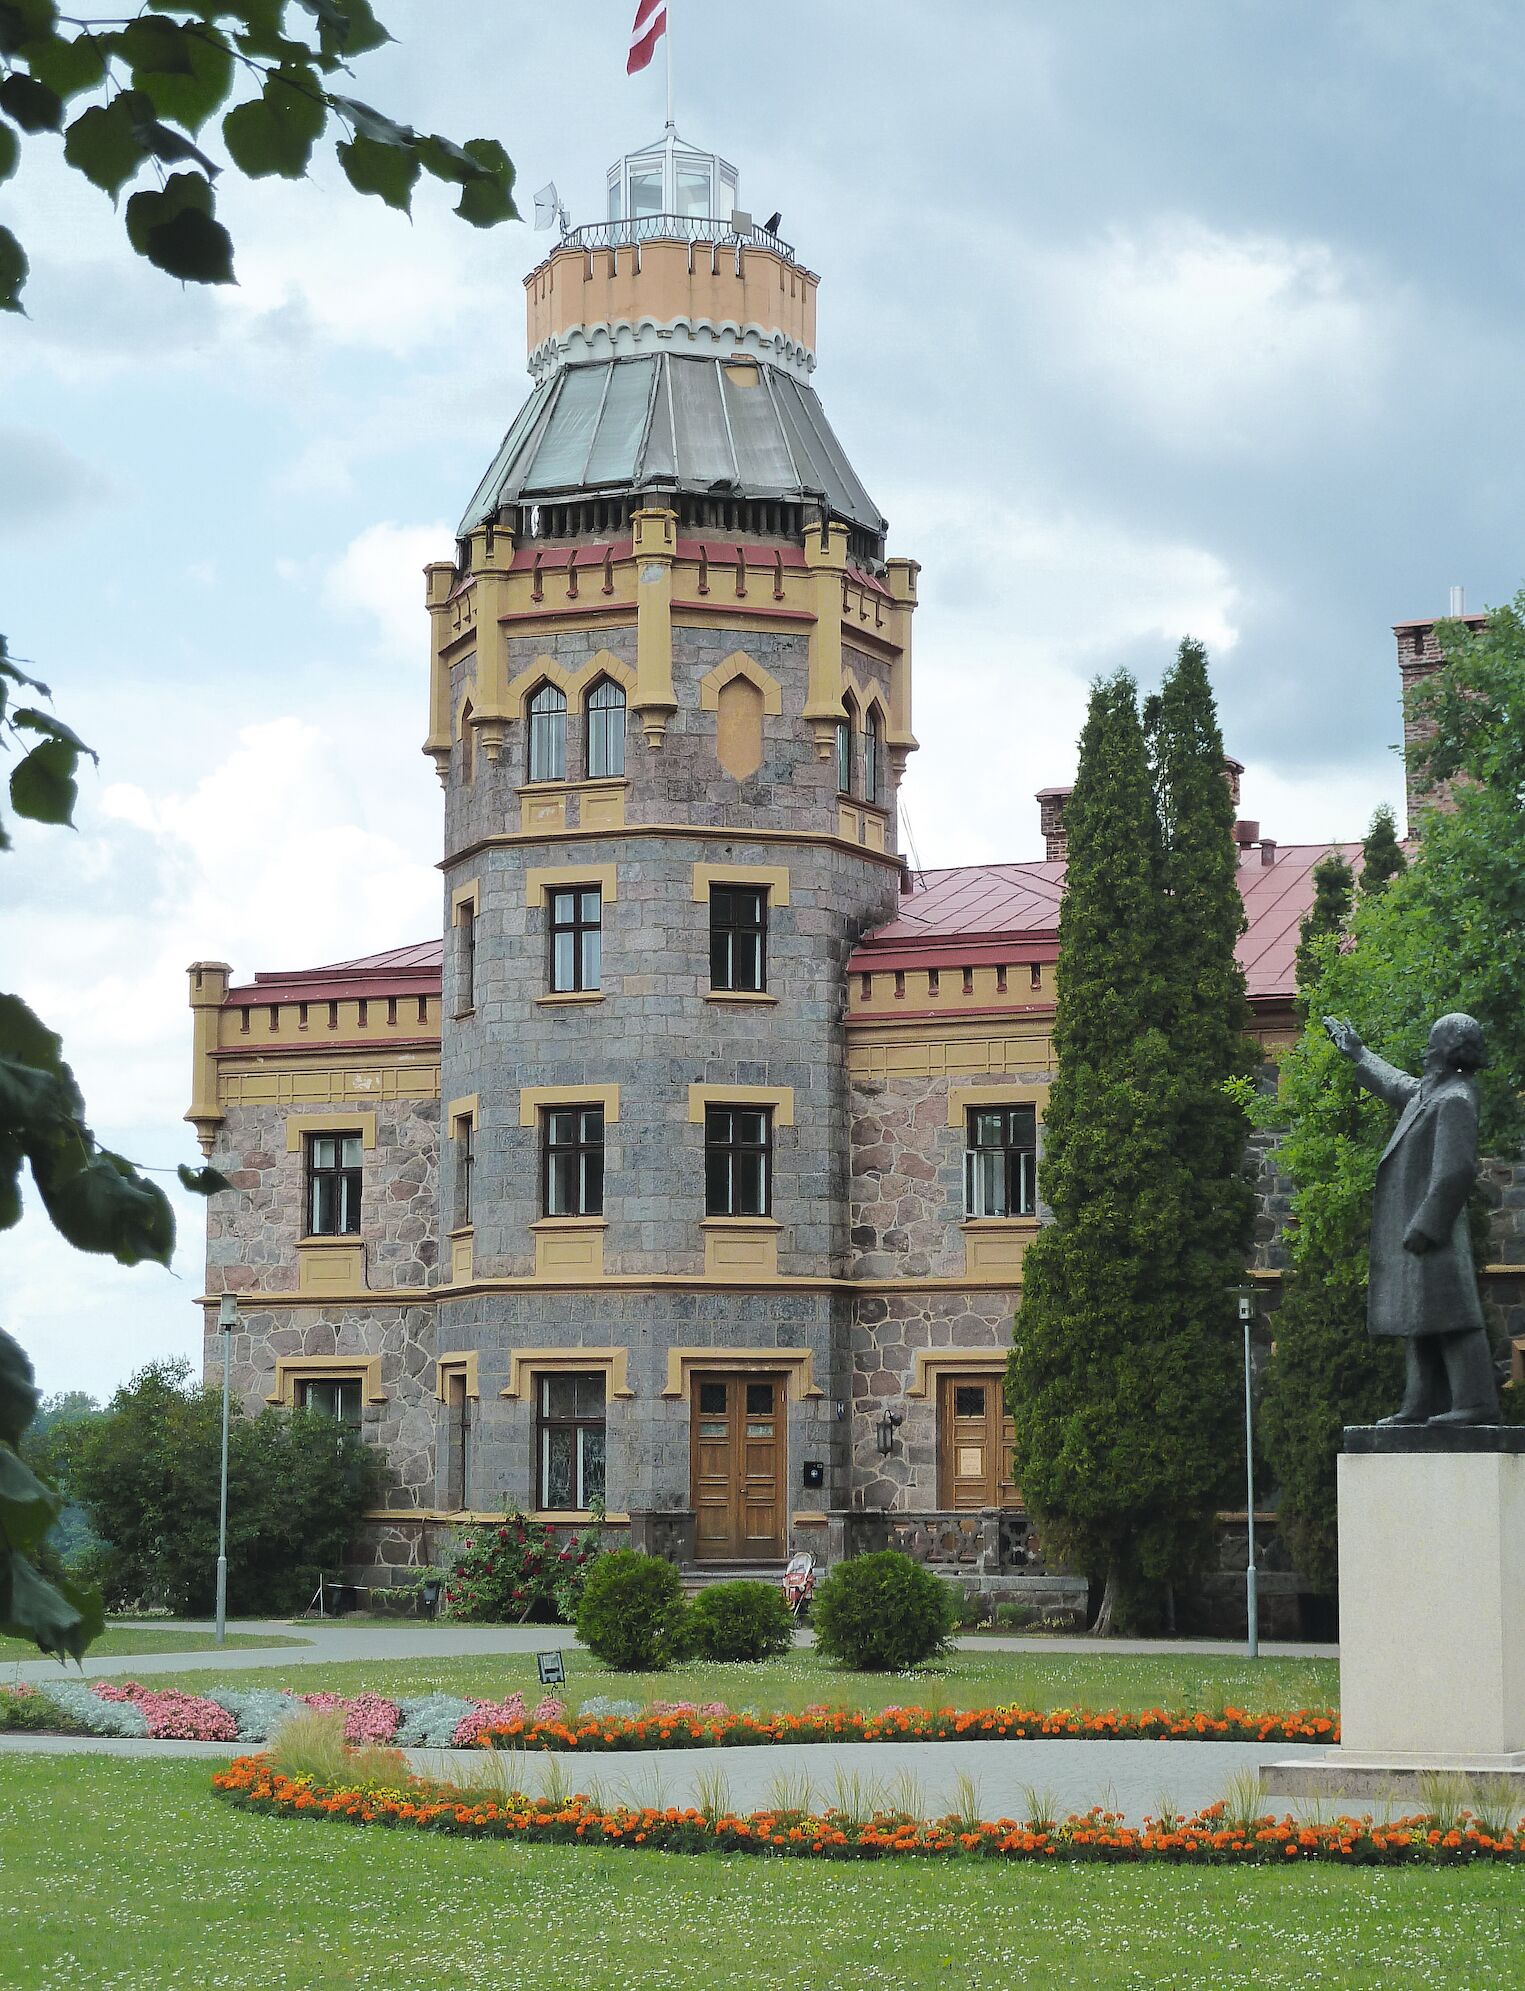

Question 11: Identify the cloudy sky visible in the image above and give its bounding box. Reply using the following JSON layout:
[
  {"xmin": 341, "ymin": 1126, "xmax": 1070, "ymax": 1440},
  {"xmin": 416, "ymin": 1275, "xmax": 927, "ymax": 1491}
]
[{"xmin": 4, "ymin": 0, "xmax": 1522, "ymax": 1400}]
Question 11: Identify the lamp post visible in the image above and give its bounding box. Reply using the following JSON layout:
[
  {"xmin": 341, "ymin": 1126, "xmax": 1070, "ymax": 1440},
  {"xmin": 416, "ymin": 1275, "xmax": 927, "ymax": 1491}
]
[
  {"xmin": 215, "ymin": 1292, "xmax": 238, "ymax": 1648},
  {"xmin": 1232, "ymin": 1284, "xmax": 1259, "ymax": 1660}
]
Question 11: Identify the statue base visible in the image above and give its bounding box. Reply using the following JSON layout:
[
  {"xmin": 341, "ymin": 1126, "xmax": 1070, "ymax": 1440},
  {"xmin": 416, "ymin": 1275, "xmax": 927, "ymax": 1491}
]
[{"xmin": 1335, "ymin": 1426, "xmax": 1525, "ymax": 1758}]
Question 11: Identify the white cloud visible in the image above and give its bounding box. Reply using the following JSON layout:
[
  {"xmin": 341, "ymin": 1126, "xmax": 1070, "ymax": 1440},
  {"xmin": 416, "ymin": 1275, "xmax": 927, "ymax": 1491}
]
[
  {"xmin": 323, "ymin": 520, "xmax": 453, "ymax": 661},
  {"xmin": 1033, "ymin": 219, "xmax": 1391, "ymax": 453}
]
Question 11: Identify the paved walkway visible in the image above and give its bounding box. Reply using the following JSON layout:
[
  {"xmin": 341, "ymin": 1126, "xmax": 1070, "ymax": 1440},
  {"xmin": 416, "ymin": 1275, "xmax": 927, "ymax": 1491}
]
[
  {"xmin": 2, "ymin": 1619, "xmax": 1335, "ymax": 1685},
  {"xmin": 0, "ymin": 1730, "xmax": 1332, "ymax": 1823}
]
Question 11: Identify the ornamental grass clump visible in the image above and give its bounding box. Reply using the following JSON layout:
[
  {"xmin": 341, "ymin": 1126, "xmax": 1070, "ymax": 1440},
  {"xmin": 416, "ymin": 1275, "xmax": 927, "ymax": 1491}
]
[
  {"xmin": 574, "ymin": 1549, "xmax": 690, "ymax": 1671},
  {"xmin": 686, "ymin": 1580, "xmax": 794, "ymax": 1662},
  {"xmin": 270, "ymin": 1710, "xmax": 408, "ymax": 1792},
  {"xmin": 811, "ymin": 1549, "xmax": 956, "ymax": 1671}
]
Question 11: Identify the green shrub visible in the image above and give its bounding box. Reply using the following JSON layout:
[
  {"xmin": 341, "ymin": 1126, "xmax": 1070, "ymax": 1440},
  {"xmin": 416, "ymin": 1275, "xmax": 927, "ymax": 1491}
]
[
  {"xmin": 811, "ymin": 1550, "xmax": 957, "ymax": 1671},
  {"xmin": 574, "ymin": 1550, "xmax": 689, "ymax": 1671},
  {"xmin": 443, "ymin": 1515, "xmax": 601, "ymax": 1624},
  {"xmin": 993, "ymin": 1601, "xmax": 1036, "ymax": 1632},
  {"xmin": 945, "ymin": 1582, "xmax": 989, "ymax": 1629},
  {"xmin": 686, "ymin": 1580, "xmax": 793, "ymax": 1662},
  {"xmin": 0, "ymin": 1687, "xmax": 65, "ymax": 1732}
]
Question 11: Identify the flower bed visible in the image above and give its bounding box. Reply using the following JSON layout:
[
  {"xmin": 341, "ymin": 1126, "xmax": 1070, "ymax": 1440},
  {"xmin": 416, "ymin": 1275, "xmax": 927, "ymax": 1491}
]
[
  {"xmin": 0, "ymin": 1682, "xmax": 1339, "ymax": 1750},
  {"xmin": 478, "ymin": 1702, "xmax": 1340, "ymax": 1753},
  {"xmin": 212, "ymin": 1755, "xmax": 1525, "ymax": 1867}
]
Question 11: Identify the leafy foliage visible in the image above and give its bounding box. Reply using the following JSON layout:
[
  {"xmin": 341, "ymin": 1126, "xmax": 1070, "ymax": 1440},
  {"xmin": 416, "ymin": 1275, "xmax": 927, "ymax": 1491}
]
[
  {"xmin": 441, "ymin": 1513, "xmax": 601, "ymax": 1625},
  {"xmin": 1257, "ymin": 600, "xmax": 1525, "ymax": 1587},
  {"xmin": 685, "ymin": 1579, "xmax": 794, "ymax": 1663},
  {"xmin": 1294, "ymin": 851, "xmax": 1354, "ymax": 1000},
  {"xmin": 574, "ymin": 1550, "xmax": 689, "ymax": 1672},
  {"xmin": 1358, "ymin": 803, "xmax": 1406, "ymax": 898},
  {"xmin": 49, "ymin": 1359, "xmax": 390, "ymax": 1613},
  {"xmin": 810, "ymin": 1549, "xmax": 955, "ymax": 1670},
  {"xmin": 1009, "ymin": 654, "xmax": 1251, "ymax": 1629},
  {"xmin": 0, "ymin": 1, "xmax": 517, "ymax": 312}
]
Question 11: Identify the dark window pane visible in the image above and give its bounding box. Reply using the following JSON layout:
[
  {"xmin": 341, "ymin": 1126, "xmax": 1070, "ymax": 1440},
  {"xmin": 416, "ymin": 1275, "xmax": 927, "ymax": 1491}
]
[
  {"xmin": 549, "ymin": 886, "xmax": 602, "ymax": 994},
  {"xmin": 581, "ymin": 1426, "xmax": 607, "ymax": 1506},
  {"xmin": 698, "ymin": 1381, "xmax": 727, "ymax": 1414},
  {"xmin": 955, "ymin": 1384, "xmax": 986, "ymax": 1418},
  {"xmin": 542, "ymin": 1426, "xmax": 574, "ymax": 1508},
  {"xmin": 544, "ymin": 1375, "xmax": 579, "ymax": 1418},
  {"xmin": 709, "ymin": 886, "xmax": 767, "ymax": 993},
  {"xmin": 704, "ymin": 1147, "xmax": 730, "ymax": 1216},
  {"xmin": 745, "ymin": 1381, "xmax": 774, "ymax": 1415}
]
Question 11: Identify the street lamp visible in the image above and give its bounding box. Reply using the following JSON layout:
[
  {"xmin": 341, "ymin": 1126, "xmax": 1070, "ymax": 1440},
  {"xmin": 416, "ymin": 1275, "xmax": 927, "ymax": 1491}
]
[
  {"xmin": 215, "ymin": 1292, "xmax": 238, "ymax": 1648},
  {"xmin": 1231, "ymin": 1283, "xmax": 1259, "ymax": 1660}
]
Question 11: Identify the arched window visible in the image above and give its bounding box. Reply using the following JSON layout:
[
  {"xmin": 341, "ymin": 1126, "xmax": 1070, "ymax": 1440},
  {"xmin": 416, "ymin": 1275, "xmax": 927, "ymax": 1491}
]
[
  {"xmin": 864, "ymin": 706, "xmax": 883, "ymax": 805},
  {"xmin": 585, "ymin": 677, "xmax": 626, "ymax": 779},
  {"xmin": 835, "ymin": 699, "xmax": 854, "ymax": 797},
  {"xmin": 527, "ymin": 682, "xmax": 567, "ymax": 783},
  {"xmin": 459, "ymin": 700, "xmax": 475, "ymax": 786}
]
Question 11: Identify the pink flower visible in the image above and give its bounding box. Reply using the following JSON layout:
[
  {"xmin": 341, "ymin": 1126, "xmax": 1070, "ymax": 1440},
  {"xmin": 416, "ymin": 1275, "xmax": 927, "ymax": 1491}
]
[
  {"xmin": 93, "ymin": 1680, "xmax": 237, "ymax": 1741},
  {"xmin": 451, "ymin": 1695, "xmax": 526, "ymax": 1747}
]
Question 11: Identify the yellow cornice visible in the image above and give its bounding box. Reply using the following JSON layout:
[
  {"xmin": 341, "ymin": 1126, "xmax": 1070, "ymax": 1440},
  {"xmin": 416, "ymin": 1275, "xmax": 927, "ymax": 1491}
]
[{"xmin": 443, "ymin": 822, "xmax": 904, "ymax": 871}]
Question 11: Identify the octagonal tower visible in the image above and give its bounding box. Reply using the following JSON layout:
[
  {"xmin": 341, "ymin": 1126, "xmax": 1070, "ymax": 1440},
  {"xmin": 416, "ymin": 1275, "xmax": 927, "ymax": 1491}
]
[{"xmin": 422, "ymin": 133, "xmax": 918, "ymax": 1558}]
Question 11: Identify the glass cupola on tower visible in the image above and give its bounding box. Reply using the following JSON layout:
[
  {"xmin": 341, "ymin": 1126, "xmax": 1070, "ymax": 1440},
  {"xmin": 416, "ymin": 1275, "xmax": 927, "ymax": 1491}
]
[{"xmin": 607, "ymin": 127, "xmax": 738, "ymax": 224}]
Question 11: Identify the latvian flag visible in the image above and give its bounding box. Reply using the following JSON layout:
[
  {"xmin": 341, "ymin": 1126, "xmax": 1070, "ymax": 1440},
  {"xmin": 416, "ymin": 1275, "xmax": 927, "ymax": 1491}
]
[{"xmin": 627, "ymin": 0, "xmax": 667, "ymax": 74}]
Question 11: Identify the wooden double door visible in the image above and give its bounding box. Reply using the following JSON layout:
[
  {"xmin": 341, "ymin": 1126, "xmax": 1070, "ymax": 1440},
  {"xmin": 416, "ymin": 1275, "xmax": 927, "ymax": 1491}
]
[
  {"xmin": 938, "ymin": 1372, "xmax": 1021, "ymax": 1510},
  {"xmin": 691, "ymin": 1374, "xmax": 785, "ymax": 1560}
]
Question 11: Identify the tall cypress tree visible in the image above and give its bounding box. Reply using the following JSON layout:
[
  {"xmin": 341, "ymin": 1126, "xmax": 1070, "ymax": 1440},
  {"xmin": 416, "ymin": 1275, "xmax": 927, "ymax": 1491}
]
[
  {"xmin": 1294, "ymin": 852, "xmax": 1355, "ymax": 1002},
  {"xmin": 1008, "ymin": 673, "xmax": 1197, "ymax": 1632},
  {"xmin": 1359, "ymin": 803, "xmax": 1406, "ymax": 897}
]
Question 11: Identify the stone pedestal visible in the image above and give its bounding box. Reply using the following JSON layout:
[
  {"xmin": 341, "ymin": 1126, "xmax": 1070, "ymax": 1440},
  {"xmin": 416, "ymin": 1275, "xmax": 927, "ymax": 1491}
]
[{"xmin": 1337, "ymin": 1426, "xmax": 1525, "ymax": 1758}]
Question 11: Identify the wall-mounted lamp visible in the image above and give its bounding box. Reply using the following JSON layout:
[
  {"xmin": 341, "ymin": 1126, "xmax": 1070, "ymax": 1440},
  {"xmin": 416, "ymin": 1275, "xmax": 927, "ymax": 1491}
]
[{"xmin": 875, "ymin": 1408, "xmax": 904, "ymax": 1457}]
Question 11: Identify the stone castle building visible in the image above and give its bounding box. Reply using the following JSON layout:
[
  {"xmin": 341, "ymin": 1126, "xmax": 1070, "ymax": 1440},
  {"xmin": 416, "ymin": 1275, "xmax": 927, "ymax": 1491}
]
[{"xmin": 187, "ymin": 129, "xmax": 1524, "ymax": 1604}]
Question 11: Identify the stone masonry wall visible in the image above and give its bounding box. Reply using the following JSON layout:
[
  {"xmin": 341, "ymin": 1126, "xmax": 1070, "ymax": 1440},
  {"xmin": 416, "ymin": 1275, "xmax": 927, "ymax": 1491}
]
[{"xmin": 851, "ymin": 1290, "xmax": 1017, "ymax": 1509}]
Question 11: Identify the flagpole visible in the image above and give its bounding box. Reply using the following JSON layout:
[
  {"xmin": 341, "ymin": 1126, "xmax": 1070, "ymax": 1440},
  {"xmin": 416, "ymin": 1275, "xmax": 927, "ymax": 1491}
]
[{"xmin": 665, "ymin": 0, "xmax": 674, "ymax": 128}]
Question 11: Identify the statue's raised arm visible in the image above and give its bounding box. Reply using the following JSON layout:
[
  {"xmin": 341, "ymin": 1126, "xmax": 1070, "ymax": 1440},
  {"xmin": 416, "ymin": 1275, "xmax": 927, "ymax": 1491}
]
[{"xmin": 1322, "ymin": 1015, "xmax": 1420, "ymax": 1111}]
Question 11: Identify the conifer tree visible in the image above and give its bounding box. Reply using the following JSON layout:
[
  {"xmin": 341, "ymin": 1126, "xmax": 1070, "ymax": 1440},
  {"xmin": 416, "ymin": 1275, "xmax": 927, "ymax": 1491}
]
[
  {"xmin": 1358, "ymin": 803, "xmax": 1406, "ymax": 897},
  {"xmin": 1294, "ymin": 852, "xmax": 1355, "ymax": 999},
  {"xmin": 1008, "ymin": 673, "xmax": 1208, "ymax": 1633}
]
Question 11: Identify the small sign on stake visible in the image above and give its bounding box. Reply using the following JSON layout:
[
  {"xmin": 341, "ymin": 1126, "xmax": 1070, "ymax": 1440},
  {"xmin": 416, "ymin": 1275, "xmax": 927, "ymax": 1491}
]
[{"xmin": 536, "ymin": 1649, "xmax": 566, "ymax": 1688}]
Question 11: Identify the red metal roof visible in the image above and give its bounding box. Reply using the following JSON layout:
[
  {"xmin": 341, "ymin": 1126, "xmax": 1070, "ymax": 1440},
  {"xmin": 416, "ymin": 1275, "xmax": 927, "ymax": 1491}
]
[
  {"xmin": 851, "ymin": 843, "xmax": 1365, "ymax": 1001},
  {"xmin": 227, "ymin": 941, "xmax": 442, "ymax": 1007}
]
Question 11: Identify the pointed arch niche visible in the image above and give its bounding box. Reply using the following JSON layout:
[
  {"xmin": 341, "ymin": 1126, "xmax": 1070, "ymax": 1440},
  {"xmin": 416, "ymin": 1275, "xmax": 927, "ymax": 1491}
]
[{"xmin": 699, "ymin": 651, "xmax": 781, "ymax": 781}]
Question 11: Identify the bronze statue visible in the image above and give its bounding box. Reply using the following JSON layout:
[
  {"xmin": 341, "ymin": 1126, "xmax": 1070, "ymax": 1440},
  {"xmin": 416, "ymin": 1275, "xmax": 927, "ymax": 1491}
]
[{"xmin": 1323, "ymin": 1012, "xmax": 1499, "ymax": 1426}]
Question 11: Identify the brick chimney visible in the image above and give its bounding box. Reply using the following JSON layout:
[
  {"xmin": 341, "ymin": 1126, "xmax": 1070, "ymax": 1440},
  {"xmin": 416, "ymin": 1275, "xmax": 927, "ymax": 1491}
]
[
  {"xmin": 1393, "ymin": 599, "xmax": 1488, "ymax": 833},
  {"xmin": 1036, "ymin": 787, "xmax": 1072, "ymax": 862}
]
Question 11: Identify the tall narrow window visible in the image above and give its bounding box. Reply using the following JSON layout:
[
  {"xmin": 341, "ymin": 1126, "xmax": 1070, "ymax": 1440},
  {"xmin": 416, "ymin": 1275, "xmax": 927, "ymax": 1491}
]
[
  {"xmin": 549, "ymin": 887, "xmax": 602, "ymax": 993},
  {"xmin": 459, "ymin": 700, "xmax": 474, "ymax": 785},
  {"xmin": 536, "ymin": 1373, "xmax": 606, "ymax": 1511},
  {"xmin": 443, "ymin": 1368, "xmax": 471, "ymax": 1512},
  {"xmin": 709, "ymin": 885, "xmax": 767, "ymax": 993},
  {"xmin": 964, "ymin": 1105, "xmax": 1038, "ymax": 1218},
  {"xmin": 296, "ymin": 1376, "xmax": 362, "ymax": 1432},
  {"xmin": 456, "ymin": 900, "xmax": 476, "ymax": 1013},
  {"xmin": 527, "ymin": 682, "xmax": 567, "ymax": 782},
  {"xmin": 306, "ymin": 1134, "xmax": 362, "ymax": 1235},
  {"xmin": 453, "ymin": 1115, "xmax": 474, "ymax": 1229},
  {"xmin": 834, "ymin": 715, "xmax": 852, "ymax": 796},
  {"xmin": 704, "ymin": 1105, "xmax": 771, "ymax": 1217},
  {"xmin": 544, "ymin": 1106, "xmax": 604, "ymax": 1217},
  {"xmin": 586, "ymin": 677, "xmax": 626, "ymax": 778},
  {"xmin": 863, "ymin": 706, "xmax": 883, "ymax": 805}
]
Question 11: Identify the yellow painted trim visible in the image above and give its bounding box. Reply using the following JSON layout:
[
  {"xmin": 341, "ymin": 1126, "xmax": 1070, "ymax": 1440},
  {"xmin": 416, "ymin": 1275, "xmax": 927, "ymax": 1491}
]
[
  {"xmin": 268, "ymin": 1354, "xmax": 386, "ymax": 1407},
  {"xmin": 447, "ymin": 822, "xmax": 904, "ymax": 872},
  {"xmin": 701, "ymin": 1218, "xmax": 779, "ymax": 1280},
  {"xmin": 947, "ymin": 1081, "xmax": 1052, "ymax": 1127},
  {"xmin": 450, "ymin": 880, "xmax": 480, "ymax": 925},
  {"xmin": 504, "ymin": 648, "xmax": 637, "ymax": 721},
  {"xmin": 360, "ymin": 1507, "xmax": 630, "ymax": 1526},
  {"xmin": 435, "ymin": 1351, "xmax": 480, "ymax": 1401},
  {"xmin": 536, "ymin": 992, "xmax": 607, "ymax": 1007},
  {"xmin": 449, "ymin": 1230, "xmax": 475, "ymax": 1284},
  {"xmin": 905, "ymin": 1349, "xmax": 1012, "ymax": 1401},
  {"xmin": 447, "ymin": 1094, "xmax": 479, "ymax": 1129},
  {"xmin": 294, "ymin": 1237, "xmax": 366, "ymax": 1296},
  {"xmin": 662, "ymin": 1347, "xmax": 824, "ymax": 1402},
  {"xmin": 690, "ymin": 861, "xmax": 791, "ymax": 907},
  {"xmin": 525, "ymin": 862, "xmax": 618, "ymax": 907},
  {"xmin": 285, "ymin": 1111, "xmax": 377, "ymax": 1153},
  {"xmin": 530, "ymin": 1510, "xmax": 631, "ymax": 1525},
  {"xmin": 686, "ymin": 1083, "xmax": 794, "ymax": 1127},
  {"xmin": 533, "ymin": 1218, "xmax": 606, "ymax": 1282},
  {"xmin": 697, "ymin": 649, "xmax": 783, "ymax": 716},
  {"xmin": 499, "ymin": 1347, "xmax": 634, "ymax": 1400},
  {"xmin": 705, "ymin": 991, "xmax": 779, "ymax": 1006},
  {"xmin": 519, "ymin": 1082, "xmax": 620, "ymax": 1128},
  {"xmin": 792, "ymin": 1511, "xmax": 829, "ymax": 1527}
]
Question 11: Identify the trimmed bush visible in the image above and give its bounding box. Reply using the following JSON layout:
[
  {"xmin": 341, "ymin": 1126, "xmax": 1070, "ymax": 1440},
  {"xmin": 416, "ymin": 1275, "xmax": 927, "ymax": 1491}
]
[
  {"xmin": 686, "ymin": 1580, "xmax": 793, "ymax": 1662},
  {"xmin": 574, "ymin": 1549, "xmax": 689, "ymax": 1671},
  {"xmin": 811, "ymin": 1549, "xmax": 957, "ymax": 1671}
]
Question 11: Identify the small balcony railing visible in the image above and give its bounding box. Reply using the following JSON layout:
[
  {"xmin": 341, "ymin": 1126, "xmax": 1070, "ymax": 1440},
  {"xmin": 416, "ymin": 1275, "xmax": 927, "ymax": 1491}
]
[{"xmin": 560, "ymin": 213, "xmax": 796, "ymax": 261}]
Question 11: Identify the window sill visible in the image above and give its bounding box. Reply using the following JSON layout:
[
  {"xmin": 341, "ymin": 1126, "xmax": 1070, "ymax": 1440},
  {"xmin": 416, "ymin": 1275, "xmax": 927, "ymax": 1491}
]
[
  {"xmin": 536, "ymin": 991, "xmax": 605, "ymax": 1006},
  {"xmin": 452, "ymin": 1006, "xmax": 476, "ymax": 1021},
  {"xmin": 516, "ymin": 778, "xmax": 631, "ymax": 797},
  {"xmin": 705, "ymin": 990, "xmax": 777, "ymax": 1005},
  {"xmin": 448, "ymin": 1224, "xmax": 475, "ymax": 1240},
  {"xmin": 531, "ymin": 1510, "xmax": 630, "ymax": 1525},
  {"xmin": 961, "ymin": 1216, "xmax": 1040, "ymax": 1232},
  {"xmin": 531, "ymin": 1216, "xmax": 609, "ymax": 1231},
  {"xmin": 701, "ymin": 1215, "xmax": 781, "ymax": 1230},
  {"xmin": 297, "ymin": 1234, "xmax": 363, "ymax": 1248}
]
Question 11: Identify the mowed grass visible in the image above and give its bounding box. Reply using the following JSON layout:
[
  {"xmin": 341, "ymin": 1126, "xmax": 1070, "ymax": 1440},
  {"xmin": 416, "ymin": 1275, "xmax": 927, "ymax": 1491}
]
[
  {"xmin": 0, "ymin": 1626, "xmax": 306, "ymax": 1663},
  {"xmin": 2, "ymin": 1756, "xmax": 1519, "ymax": 1990},
  {"xmin": 144, "ymin": 1645, "xmax": 1339, "ymax": 1716}
]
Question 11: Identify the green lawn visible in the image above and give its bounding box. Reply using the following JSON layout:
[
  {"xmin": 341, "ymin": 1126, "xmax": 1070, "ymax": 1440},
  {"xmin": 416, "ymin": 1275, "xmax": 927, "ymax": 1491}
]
[
  {"xmin": 145, "ymin": 1646, "xmax": 1339, "ymax": 1716},
  {"xmin": 1, "ymin": 1757, "xmax": 1517, "ymax": 1989},
  {"xmin": 0, "ymin": 1626, "xmax": 307, "ymax": 1663}
]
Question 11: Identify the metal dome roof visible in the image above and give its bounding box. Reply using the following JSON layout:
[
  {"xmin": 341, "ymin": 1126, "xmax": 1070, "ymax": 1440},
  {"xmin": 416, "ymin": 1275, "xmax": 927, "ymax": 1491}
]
[{"xmin": 458, "ymin": 351, "xmax": 885, "ymax": 542}]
